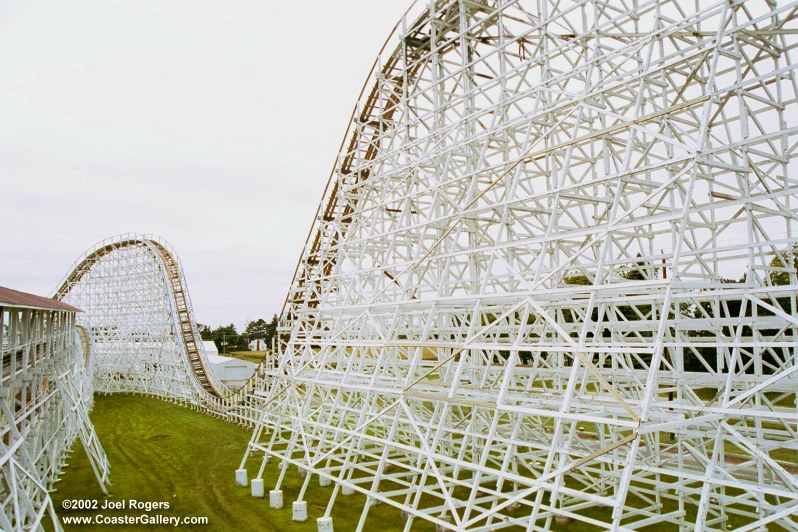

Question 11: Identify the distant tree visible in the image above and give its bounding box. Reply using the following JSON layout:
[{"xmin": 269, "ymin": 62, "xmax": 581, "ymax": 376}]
[
  {"xmin": 211, "ymin": 324, "xmax": 246, "ymax": 353},
  {"xmin": 244, "ymin": 315, "xmax": 278, "ymax": 350},
  {"xmin": 562, "ymin": 253, "xmax": 649, "ymax": 286},
  {"xmin": 770, "ymin": 245, "xmax": 798, "ymax": 286},
  {"xmin": 245, "ymin": 318, "xmax": 269, "ymax": 339},
  {"xmin": 563, "ymin": 272, "xmax": 591, "ymax": 286},
  {"xmin": 619, "ymin": 254, "xmax": 648, "ymax": 281},
  {"xmin": 265, "ymin": 315, "xmax": 278, "ymax": 348},
  {"xmin": 198, "ymin": 323, "xmax": 213, "ymax": 341}
]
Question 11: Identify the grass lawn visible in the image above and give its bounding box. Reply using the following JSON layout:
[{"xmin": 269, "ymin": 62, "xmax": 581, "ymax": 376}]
[
  {"xmin": 54, "ymin": 394, "xmax": 427, "ymax": 531},
  {"xmin": 224, "ymin": 350, "xmax": 267, "ymax": 364},
  {"xmin": 53, "ymin": 394, "xmax": 764, "ymax": 531}
]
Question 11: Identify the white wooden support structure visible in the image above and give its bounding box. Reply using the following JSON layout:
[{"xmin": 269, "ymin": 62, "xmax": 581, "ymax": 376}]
[
  {"xmin": 243, "ymin": 1, "xmax": 798, "ymax": 530},
  {"xmin": 0, "ymin": 288, "xmax": 109, "ymax": 531}
]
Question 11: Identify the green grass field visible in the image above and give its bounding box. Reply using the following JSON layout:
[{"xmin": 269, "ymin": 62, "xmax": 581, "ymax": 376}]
[
  {"xmin": 54, "ymin": 394, "xmax": 427, "ymax": 531},
  {"xmin": 224, "ymin": 350, "xmax": 267, "ymax": 364},
  {"xmin": 54, "ymin": 393, "xmax": 766, "ymax": 531}
]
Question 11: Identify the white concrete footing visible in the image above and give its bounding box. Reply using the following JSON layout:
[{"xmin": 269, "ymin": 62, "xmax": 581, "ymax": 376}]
[
  {"xmin": 342, "ymin": 484, "xmax": 354, "ymax": 496},
  {"xmin": 435, "ymin": 519, "xmax": 454, "ymax": 532},
  {"xmin": 235, "ymin": 469, "xmax": 247, "ymax": 487},
  {"xmin": 317, "ymin": 516, "xmax": 334, "ymax": 532},
  {"xmin": 319, "ymin": 475, "xmax": 331, "ymax": 487},
  {"xmin": 269, "ymin": 490, "xmax": 283, "ymax": 509},
  {"xmin": 435, "ymin": 514, "xmax": 454, "ymax": 532},
  {"xmin": 293, "ymin": 501, "xmax": 307, "ymax": 522},
  {"xmin": 251, "ymin": 479, "xmax": 264, "ymax": 498}
]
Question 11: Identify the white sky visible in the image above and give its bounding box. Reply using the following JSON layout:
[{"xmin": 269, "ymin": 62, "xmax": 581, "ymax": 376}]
[{"xmin": 0, "ymin": 0, "xmax": 407, "ymax": 329}]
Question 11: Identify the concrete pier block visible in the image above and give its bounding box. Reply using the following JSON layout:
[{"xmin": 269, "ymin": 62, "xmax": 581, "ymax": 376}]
[
  {"xmin": 319, "ymin": 475, "xmax": 331, "ymax": 487},
  {"xmin": 342, "ymin": 484, "xmax": 354, "ymax": 496},
  {"xmin": 370, "ymin": 491, "xmax": 383, "ymax": 506},
  {"xmin": 235, "ymin": 469, "xmax": 247, "ymax": 487},
  {"xmin": 269, "ymin": 490, "xmax": 283, "ymax": 509},
  {"xmin": 436, "ymin": 515, "xmax": 454, "ymax": 531},
  {"xmin": 317, "ymin": 516, "xmax": 334, "ymax": 532},
  {"xmin": 293, "ymin": 501, "xmax": 308, "ymax": 522},
  {"xmin": 251, "ymin": 479, "xmax": 264, "ymax": 498}
]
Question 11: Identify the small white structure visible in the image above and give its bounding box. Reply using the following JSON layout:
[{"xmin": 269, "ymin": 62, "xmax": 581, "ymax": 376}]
[
  {"xmin": 202, "ymin": 340, "xmax": 255, "ymax": 383},
  {"xmin": 248, "ymin": 338, "xmax": 268, "ymax": 351},
  {"xmin": 206, "ymin": 353, "xmax": 256, "ymax": 383},
  {"xmin": 202, "ymin": 340, "xmax": 219, "ymax": 356}
]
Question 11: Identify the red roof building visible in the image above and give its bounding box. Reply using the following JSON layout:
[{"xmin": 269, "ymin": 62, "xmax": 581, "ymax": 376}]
[{"xmin": 0, "ymin": 286, "xmax": 81, "ymax": 313}]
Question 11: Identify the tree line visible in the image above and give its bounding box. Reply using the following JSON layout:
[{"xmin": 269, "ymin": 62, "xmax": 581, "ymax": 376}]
[
  {"xmin": 551, "ymin": 246, "xmax": 798, "ymax": 374},
  {"xmin": 198, "ymin": 315, "xmax": 278, "ymax": 353}
]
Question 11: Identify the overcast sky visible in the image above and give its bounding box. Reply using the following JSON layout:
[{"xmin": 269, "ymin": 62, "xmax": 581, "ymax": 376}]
[{"xmin": 0, "ymin": 0, "xmax": 408, "ymax": 329}]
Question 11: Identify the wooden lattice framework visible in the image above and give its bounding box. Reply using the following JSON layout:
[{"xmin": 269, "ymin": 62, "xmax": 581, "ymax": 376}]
[
  {"xmin": 0, "ymin": 296, "xmax": 108, "ymax": 531},
  {"xmin": 242, "ymin": 1, "xmax": 798, "ymax": 530}
]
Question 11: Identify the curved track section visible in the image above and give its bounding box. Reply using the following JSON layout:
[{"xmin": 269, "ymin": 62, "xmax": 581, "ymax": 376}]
[
  {"xmin": 54, "ymin": 234, "xmax": 229, "ymax": 404},
  {"xmin": 245, "ymin": 1, "xmax": 798, "ymax": 530}
]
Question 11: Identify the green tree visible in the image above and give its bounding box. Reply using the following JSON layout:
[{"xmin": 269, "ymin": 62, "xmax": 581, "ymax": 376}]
[
  {"xmin": 265, "ymin": 315, "xmax": 278, "ymax": 348},
  {"xmin": 245, "ymin": 318, "xmax": 269, "ymax": 339},
  {"xmin": 244, "ymin": 315, "xmax": 278, "ymax": 350},
  {"xmin": 619, "ymin": 254, "xmax": 648, "ymax": 281},
  {"xmin": 197, "ymin": 323, "xmax": 213, "ymax": 341},
  {"xmin": 770, "ymin": 244, "xmax": 798, "ymax": 286},
  {"xmin": 211, "ymin": 324, "xmax": 245, "ymax": 353}
]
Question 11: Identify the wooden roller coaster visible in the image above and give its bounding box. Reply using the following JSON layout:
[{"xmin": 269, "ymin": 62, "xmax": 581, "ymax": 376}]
[{"xmin": 54, "ymin": 237, "xmax": 225, "ymax": 398}]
